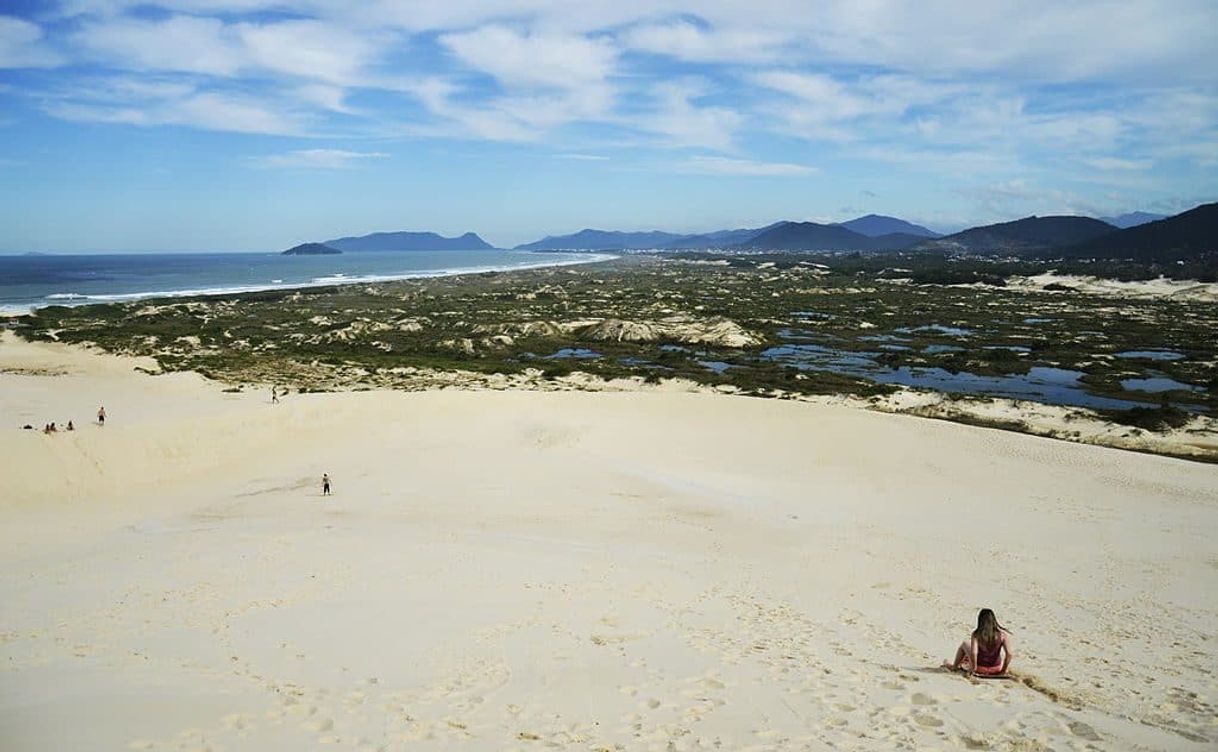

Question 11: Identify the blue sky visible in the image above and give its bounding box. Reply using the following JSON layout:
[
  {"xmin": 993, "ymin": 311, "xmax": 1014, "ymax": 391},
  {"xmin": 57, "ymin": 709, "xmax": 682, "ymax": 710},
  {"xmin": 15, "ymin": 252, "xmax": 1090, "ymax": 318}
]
[{"xmin": 0, "ymin": 1, "xmax": 1215, "ymax": 251}]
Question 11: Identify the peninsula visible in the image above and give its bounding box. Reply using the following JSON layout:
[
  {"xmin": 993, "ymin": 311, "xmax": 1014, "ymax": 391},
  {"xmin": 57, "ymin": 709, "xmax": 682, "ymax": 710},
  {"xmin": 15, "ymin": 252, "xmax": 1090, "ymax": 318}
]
[{"xmin": 282, "ymin": 242, "xmax": 341, "ymax": 255}]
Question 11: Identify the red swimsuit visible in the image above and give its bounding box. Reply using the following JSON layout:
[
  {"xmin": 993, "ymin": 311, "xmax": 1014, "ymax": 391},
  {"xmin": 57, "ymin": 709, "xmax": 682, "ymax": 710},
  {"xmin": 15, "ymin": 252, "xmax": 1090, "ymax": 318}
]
[{"xmin": 975, "ymin": 633, "xmax": 1006, "ymax": 675}]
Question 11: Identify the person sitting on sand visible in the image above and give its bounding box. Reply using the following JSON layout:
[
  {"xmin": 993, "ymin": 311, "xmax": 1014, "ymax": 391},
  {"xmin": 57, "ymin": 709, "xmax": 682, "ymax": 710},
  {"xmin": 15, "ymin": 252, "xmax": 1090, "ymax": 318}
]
[
  {"xmin": 66, "ymin": 420, "xmax": 74, "ymax": 431},
  {"xmin": 946, "ymin": 608, "xmax": 1014, "ymax": 677}
]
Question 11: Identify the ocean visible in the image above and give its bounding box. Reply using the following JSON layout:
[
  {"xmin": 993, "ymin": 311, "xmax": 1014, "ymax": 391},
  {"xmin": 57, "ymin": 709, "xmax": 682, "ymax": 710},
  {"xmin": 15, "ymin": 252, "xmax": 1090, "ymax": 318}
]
[{"xmin": 0, "ymin": 250, "xmax": 608, "ymax": 316}]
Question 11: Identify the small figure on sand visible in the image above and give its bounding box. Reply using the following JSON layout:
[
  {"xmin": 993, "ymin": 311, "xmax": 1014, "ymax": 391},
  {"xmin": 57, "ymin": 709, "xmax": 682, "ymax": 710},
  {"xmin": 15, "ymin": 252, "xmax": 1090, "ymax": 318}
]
[
  {"xmin": 66, "ymin": 420, "xmax": 74, "ymax": 431},
  {"xmin": 322, "ymin": 473, "xmax": 331, "ymax": 496},
  {"xmin": 945, "ymin": 608, "xmax": 1014, "ymax": 677},
  {"xmin": 97, "ymin": 406, "xmax": 106, "ymax": 426},
  {"xmin": 271, "ymin": 386, "xmax": 279, "ymax": 404}
]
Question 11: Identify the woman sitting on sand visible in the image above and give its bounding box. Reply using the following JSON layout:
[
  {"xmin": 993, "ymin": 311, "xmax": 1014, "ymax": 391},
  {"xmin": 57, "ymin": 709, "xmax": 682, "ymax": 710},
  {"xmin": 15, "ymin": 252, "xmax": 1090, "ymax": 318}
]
[{"xmin": 946, "ymin": 608, "xmax": 1013, "ymax": 677}]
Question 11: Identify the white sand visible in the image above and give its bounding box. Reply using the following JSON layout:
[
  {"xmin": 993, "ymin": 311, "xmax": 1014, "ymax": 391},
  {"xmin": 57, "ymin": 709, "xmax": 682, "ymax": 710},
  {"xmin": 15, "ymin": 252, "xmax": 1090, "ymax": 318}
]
[
  {"xmin": 1007, "ymin": 273, "xmax": 1218, "ymax": 302},
  {"xmin": 2, "ymin": 333, "xmax": 1216, "ymax": 751}
]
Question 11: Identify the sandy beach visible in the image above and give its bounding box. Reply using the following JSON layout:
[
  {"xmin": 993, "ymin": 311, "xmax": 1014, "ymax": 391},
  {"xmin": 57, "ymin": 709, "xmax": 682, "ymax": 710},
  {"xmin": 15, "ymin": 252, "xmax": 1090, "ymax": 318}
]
[{"xmin": 2, "ymin": 332, "xmax": 1216, "ymax": 751}]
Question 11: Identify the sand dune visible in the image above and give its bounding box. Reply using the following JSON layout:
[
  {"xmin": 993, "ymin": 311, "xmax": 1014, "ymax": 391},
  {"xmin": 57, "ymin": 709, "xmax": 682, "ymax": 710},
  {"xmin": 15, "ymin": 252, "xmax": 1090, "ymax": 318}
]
[{"xmin": 2, "ymin": 333, "xmax": 1216, "ymax": 751}]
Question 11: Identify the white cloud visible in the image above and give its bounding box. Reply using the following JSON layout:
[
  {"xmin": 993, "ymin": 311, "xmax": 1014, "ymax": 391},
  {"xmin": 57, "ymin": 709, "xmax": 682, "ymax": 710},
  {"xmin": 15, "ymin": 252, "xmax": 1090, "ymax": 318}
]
[
  {"xmin": 252, "ymin": 148, "xmax": 388, "ymax": 168},
  {"xmin": 558, "ymin": 153, "xmax": 609, "ymax": 161},
  {"xmin": 644, "ymin": 81, "xmax": 741, "ymax": 150},
  {"xmin": 172, "ymin": 92, "xmax": 310, "ymax": 134},
  {"xmin": 961, "ymin": 179, "xmax": 1110, "ymax": 219},
  {"xmin": 1081, "ymin": 156, "xmax": 1152, "ymax": 171},
  {"xmin": 0, "ymin": 16, "xmax": 64, "ymax": 68},
  {"xmin": 396, "ymin": 76, "xmax": 538, "ymax": 141},
  {"xmin": 72, "ymin": 14, "xmax": 389, "ymax": 87},
  {"xmin": 74, "ymin": 15, "xmax": 243, "ymax": 76},
  {"xmin": 622, "ymin": 20, "xmax": 786, "ymax": 64},
  {"xmin": 236, "ymin": 19, "xmax": 383, "ymax": 85},
  {"xmin": 440, "ymin": 25, "xmax": 617, "ymax": 90},
  {"xmin": 294, "ymin": 83, "xmax": 352, "ymax": 113},
  {"xmin": 677, "ymin": 156, "xmax": 816, "ymax": 176},
  {"xmin": 752, "ymin": 70, "xmax": 969, "ymax": 143},
  {"xmin": 44, "ymin": 87, "xmax": 311, "ymax": 135},
  {"xmin": 14, "ymin": 1, "xmax": 1218, "ymax": 193},
  {"xmin": 46, "ymin": 1, "xmax": 1218, "ymax": 85}
]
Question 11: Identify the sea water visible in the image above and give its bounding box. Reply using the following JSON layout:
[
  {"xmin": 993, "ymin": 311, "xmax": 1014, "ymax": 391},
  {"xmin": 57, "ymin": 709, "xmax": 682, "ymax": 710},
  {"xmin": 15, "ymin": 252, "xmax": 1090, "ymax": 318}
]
[{"xmin": 0, "ymin": 250, "xmax": 608, "ymax": 315}]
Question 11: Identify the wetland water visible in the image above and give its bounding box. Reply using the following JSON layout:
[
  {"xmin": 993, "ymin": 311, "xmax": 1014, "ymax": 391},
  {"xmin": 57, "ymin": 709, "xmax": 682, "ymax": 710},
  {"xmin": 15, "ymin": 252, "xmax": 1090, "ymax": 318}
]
[
  {"xmin": 543, "ymin": 328, "xmax": 1208, "ymax": 412},
  {"xmin": 13, "ymin": 256, "xmax": 1216, "ymax": 418}
]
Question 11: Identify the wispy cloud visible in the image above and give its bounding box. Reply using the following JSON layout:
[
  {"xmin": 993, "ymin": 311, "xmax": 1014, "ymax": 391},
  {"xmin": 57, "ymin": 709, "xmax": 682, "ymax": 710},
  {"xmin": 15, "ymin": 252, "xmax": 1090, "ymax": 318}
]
[
  {"xmin": 3, "ymin": 1, "xmax": 1215, "ymax": 232},
  {"xmin": 643, "ymin": 80, "xmax": 742, "ymax": 150},
  {"xmin": 440, "ymin": 25, "xmax": 617, "ymax": 90},
  {"xmin": 621, "ymin": 20, "xmax": 786, "ymax": 64},
  {"xmin": 0, "ymin": 16, "xmax": 64, "ymax": 68},
  {"xmin": 676, "ymin": 156, "xmax": 817, "ymax": 176},
  {"xmin": 1082, "ymin": 156, "xmax": 1153, "ymax": 171},
  {"xmin": 251, "ymin": 148, "xmax": 389, "ymax": 169},
  {"xmin": 41, "ymin": 78, "xmax": 314, "ymax": 136}
]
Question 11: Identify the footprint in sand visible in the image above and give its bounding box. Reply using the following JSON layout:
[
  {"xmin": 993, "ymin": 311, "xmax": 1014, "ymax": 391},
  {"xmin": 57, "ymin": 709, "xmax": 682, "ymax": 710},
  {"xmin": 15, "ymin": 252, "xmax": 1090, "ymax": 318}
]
[
  {"xmin": 304, "ymin": 717, "xmax": 334, "ymax": 733},
  {"xmin": 1067, "ymin": 719, "xmax": 1101, "ymax": 741},
  {"xmin": 221, "ymin": 712, "xmax": 254, "ymax": 731},
  {"xmin": 950, "ymin": 733, "xmax": 992, "ymax": 749},
  {"xmin": 914, "ymin": 713, "xmax": 944, "ymax": 728}
]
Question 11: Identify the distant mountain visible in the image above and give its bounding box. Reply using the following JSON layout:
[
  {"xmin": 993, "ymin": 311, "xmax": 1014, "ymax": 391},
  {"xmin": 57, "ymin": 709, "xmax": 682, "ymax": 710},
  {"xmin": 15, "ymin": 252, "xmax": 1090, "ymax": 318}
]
[
  {"xmin": 913, "ymin": 216, "xmax": 1117, "ymax": 255},
  {"xmin": 326, "ymin": 231, "xmax": 494, "ymax": 251},
  {"xmin": 1057, "ymin": 202, "xmax": 1217, "ymax": 261},
  {"xmin": 867, "ymin": 232, "xmax": 933, "ymax": 251},
  {"xmin": 515, "ymin": 229, "xmax": 686, "ymax": 251},
  {"xmin": 662, "ymin": 223, "xmax": 785, "ymax": 249},
  {"xmin": 739, "ymin": 221, "xmax": 876, "ymax": 251},
  {"xmin": 282, "ymin": 242, "xmax": 340, "ymax": 256},
  {"xmin": 1100, "ymin": 211, "xmax": 1168, "ymax": 229},
  {"xmin": 836, "ymin": 214, "xmax": 940, "ymax": 238}
]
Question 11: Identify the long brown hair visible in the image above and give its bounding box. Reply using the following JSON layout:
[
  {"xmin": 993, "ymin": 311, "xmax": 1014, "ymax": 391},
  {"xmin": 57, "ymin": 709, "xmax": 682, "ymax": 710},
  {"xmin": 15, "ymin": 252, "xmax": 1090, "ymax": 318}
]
[{"xmin": 972, "ymin": 608, "xmax": 1007, "ymax": 648}]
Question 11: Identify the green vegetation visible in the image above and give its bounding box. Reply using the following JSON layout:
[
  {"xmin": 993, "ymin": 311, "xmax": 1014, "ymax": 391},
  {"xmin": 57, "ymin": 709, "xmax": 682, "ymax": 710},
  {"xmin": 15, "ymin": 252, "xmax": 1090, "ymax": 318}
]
[{"xmin": 11, "ymin": 255, "xmax": 1216, "ymax": 418}]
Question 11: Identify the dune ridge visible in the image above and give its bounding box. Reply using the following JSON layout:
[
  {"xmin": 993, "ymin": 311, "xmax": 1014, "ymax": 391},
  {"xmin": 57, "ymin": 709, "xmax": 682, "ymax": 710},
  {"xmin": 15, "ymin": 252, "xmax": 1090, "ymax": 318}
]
[{"xmin": 1, "ymin": 333, "xmax": 1216, "ymax": 750}]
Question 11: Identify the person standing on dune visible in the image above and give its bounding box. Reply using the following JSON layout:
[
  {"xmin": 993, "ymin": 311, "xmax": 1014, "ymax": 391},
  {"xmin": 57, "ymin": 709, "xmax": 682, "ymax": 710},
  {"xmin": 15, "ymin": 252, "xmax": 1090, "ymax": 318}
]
[
  {"xmin": 97, "ymin": 406, "xmax": 106, "ymax": 426},
  {"xmin": 322, "ymin": 473, "xmax": 331, "ymax": 496}
]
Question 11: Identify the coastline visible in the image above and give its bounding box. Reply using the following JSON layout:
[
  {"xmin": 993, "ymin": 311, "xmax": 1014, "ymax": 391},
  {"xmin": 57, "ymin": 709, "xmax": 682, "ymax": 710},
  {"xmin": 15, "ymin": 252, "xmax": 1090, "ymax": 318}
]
[
  {"xmin": 2, "ymin": 333, "xmax": 1215, "ymax": 750},
  {"xmin": 0, "ymin": 250, "xmax": 618, "ymax": 317}
]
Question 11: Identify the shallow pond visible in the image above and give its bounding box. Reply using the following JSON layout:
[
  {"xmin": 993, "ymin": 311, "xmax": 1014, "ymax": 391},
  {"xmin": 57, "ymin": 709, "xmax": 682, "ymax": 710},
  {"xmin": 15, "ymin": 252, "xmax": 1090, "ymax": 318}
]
[
  {"xmin": 536, "ymin": 348, "xmax": 601, "ymax": 360},
  {"xmin": 1115, "ymin": 350, "xmax": 1185, "ymax": 361},
  {"xmin": 895, "ymin": 324, "xmax": 976, "ymax": 336},
  {"xmin": 1120, "ymin": 376, "xmax": 1203, "ymax": 393},
  {"xmin": 761, "ymin": 343, "xmax": 1164, "ymax": 410},
  {"xmin": 698, "ymin": 360, "xmax": 733, "ymax": 374}
]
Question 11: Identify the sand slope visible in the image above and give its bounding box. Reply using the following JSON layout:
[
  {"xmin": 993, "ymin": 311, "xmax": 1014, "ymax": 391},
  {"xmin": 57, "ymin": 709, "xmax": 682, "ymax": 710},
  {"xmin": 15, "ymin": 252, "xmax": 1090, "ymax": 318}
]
[{"xmin": 2, "ymin": 333, "xmax": 1216, "ymax": 751}]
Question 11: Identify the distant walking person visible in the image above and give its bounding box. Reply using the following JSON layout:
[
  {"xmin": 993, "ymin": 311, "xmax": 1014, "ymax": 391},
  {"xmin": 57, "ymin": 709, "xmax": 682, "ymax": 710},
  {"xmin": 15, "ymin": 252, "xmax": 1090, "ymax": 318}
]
[
  {"xmin": 322, "ymin": 473, "xmax": 331, "ymax": 496},
  {"xmin": 97, "ymin": 406, "xmax": 106, "ymax": 426},
  {"xmin": 271, "ymin": 386, "xmax": 279, "ymax": 404}
]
